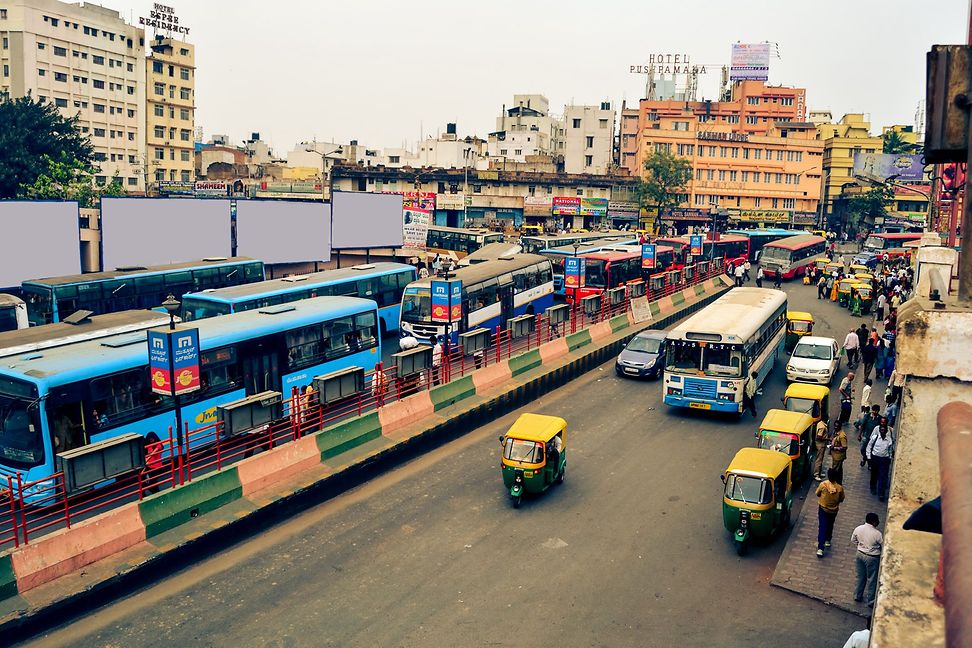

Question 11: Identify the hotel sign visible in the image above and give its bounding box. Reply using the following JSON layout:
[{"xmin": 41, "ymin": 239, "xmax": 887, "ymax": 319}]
[
  {"xmin": 140, "ymin": 3, "xmax": 189, "ymax": 35},
  {"xmin": 697, "ymin": 131, "xmax": 750, "ymax": 143},
  {"xmin": 629, "ymin": 54, "xmax": 707, "ymax": 75}
]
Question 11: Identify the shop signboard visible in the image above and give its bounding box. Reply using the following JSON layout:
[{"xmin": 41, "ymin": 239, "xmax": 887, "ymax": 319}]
[{"xmin": 553, "ymin": 197, "xmax": 581, "ymax": 215}]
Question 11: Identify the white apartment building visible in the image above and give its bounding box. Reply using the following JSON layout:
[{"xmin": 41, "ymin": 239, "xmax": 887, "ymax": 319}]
[
  {"xmin": 0, "ymin": 0, "xmax": 146, "ymax": 190},
  {"xmin": 487, "ymin": 94, "xmax": 560, "ymax": 163},
  {"xmin": 561, "ymin": 102, "xmax": 615, "ymax": 175}
]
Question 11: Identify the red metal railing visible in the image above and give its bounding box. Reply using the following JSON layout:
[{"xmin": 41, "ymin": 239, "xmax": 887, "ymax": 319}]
[{"xmin": 0, "ymin": 259, "xmax": 725, "ymax": 549}]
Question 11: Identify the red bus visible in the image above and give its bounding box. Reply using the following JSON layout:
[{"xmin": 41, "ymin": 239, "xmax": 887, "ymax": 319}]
[
  {"xmin": 863, "ymin": 232, "xmax": 924, "ymax": 260},
  {"xmin": 566, "ymin": 248, "xmax": 674, "ymax": 303},
  {"xmin": 654, "ymin": 234, "xmax": 750, "ymax": 269},
  {"xmin": 759, "ymin": 234, "xmax": 827, "ymax": 279}
]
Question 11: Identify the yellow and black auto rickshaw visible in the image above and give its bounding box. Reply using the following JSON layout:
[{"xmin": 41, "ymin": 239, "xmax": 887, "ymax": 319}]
[
  {"xmin": 785, "ymin": 311, "xmax": 814, "ymax": 352},
  {"xmin": 520, "ymin": 224, "xmax": 543, "ymax": 236},
  {"xmin": 850, "ymin": 282, "xmax": 873, "ymax": 317},
  {"xmin": 756, "ymin": 409, "xmax": 816, "ymax": 484},
  {"xmin": 722, "ymin": 448, "xmax": 793, "ymax": 555},
  {"xmin": 500, "ymin": 413, "xmax": 566, "ymax": 508},
  {"xmin": 837, "ymin": 278, "xmax": 857, "ymax": 308},
  {"xmin": 782, "ymin": 383, "xmax": 830, "ymax": 428},
  {"xmin": 813, "ymin": 257, "xmax": 831, "ymax": 273},
  {"xmin": 849, "ymin": 264, "xmax": 869, "ymax": 276},
  {"xmin": 824, "ymin": 262, "xmax": 844, "ymax": 277}
]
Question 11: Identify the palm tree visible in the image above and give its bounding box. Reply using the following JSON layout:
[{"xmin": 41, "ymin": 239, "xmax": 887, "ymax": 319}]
[{"xmin": 883, "ymin": 130, "xmax": 914, "ymax": 154}]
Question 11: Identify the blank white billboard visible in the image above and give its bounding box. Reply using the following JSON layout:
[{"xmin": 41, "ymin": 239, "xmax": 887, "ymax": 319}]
[
  {"xmin": 101, "ymin": 198, "xmax": 231, "ymax": 269},
  {"xmin": 236, "ymin": 201, "xmax": 331, "ymax": 264},
  {"xmin": 331, "ymin": 191, "xmax": 404, "ymax": 249},
  {"xmin": 0, "ymin": 201, "xmax": 80, "ymax": 287}
]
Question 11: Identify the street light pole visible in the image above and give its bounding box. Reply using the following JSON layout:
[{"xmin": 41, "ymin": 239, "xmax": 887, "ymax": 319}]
[{"xmin": 161, "ymin": 294, "xmax": 184, "ymax": 448}]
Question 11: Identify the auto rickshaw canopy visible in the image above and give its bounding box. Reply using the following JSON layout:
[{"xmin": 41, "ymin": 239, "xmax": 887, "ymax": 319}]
[
  {"xmin": 787, "ymin": 311, "xmax": 814, "ymax": 329},
  {"xmin": 759, "ymin": 409, "xmax": 814, "ymax": 436},
  {"xmin": 852, "ymin": 282, "xmax": 872, "ymax": 296},
  {"xmin": 814, "ymin": 257, "xmax": 831, "ymax": 269},
  {"xmin": 725, "ymin": 447, "xmax": 792, "ymax": 479},
  {"xmin": 849, "ymin": 264, "xmax": 869, "ymax": 275},
  {"xmin": 855, "ymin": 272, "xmax": 875, "ymax": 282},
  {"xmin": 504, "ymin": 413, "xmax": 567, "ymax": 444},
  {"xmin": 838, "ymin": 278, "xmax": 857, "ymax": 291},
  {"xmin": 825, "ymin": 263, "xmax": 844, "ymax": 275},
  {"xmin": 785, "ymin": 382, "xmax": 830, "ymax": 403}
]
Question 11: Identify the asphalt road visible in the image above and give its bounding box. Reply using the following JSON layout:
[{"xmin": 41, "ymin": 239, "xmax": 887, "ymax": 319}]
[{"xmin": 24, "ymin": 281, "xmax": 864, "ymax": 648}]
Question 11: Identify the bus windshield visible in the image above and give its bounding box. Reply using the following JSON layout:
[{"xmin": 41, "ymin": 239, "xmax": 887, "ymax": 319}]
[
  {"xmin": 182, "ymin": 298, "xmax": 232, "ymax": 321},
  {"xmin": 0, "ymin": 307, "xmax": 18, "ymax": 333},
  {"xmin": 585, "ymin": 260, "xmax": 607, "ymax": 288},
  {"xmin": 0, "ymin": 379, "xmax": 43, "ymax": 469},
  {"xmin": 863, "ymin": 236, "xmax": 887, "ymax": 251},
  {"xmin": 401, "ymin": 288, "xmax": 431, "ymax": 322},
  {"xmin": 666, "ymin": 340, "xmax": 742, "ymax": 377},
  {"xmin": 760, "ymin": 247, "xmax": 791, "ymax": 263}
]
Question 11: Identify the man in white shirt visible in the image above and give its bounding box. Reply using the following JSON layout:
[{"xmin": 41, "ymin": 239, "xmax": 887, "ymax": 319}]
[
  {"xmin": 733, "ymin": 262, "xmax": 745, "ymax": 287},
  {"xmin": 851, "ymin": 512, "xmax": 883, "ymax": 605},
  {"xmin": 874, "ymin": 292, "xmax": 887, "ymax": 322},
  {"xmin": 843, "ymin": 329, "xmax": 860, "ymax": 368}
]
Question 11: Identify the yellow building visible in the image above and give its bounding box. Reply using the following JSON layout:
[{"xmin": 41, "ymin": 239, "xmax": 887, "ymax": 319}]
[
  {"xmin": 816, "ymin": 114, "xmax": 882, "ymax": 226},
  {"xmin": 145, "ymin": 35, "xmax": 194, "ymax": 187},
  {"xmin": 634, "ymin": 112, "xmax": 824, "ymax": 228}
]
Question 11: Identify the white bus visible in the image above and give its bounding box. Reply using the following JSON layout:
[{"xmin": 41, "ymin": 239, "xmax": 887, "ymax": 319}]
[
  {"xmin": 663, "ymin": 288, "xmax": 787, "ymax": 414},
  {"xmin": 0, "ymin": 294, "xmax": 28, "ymax": 333},
  {"xmin": 400, "ymin": 254, "xmax": 554, "ymax": 344}
]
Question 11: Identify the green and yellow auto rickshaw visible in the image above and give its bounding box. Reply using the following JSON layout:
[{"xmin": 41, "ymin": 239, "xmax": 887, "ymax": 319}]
[
  {"xmin": 782, "ymin": 383, "xmax": 830, "ymax": 427},
  {"xmin": 500, "ymin": 413, "xmax": 566, "ymax": 508},
  {"xmin": 756, "ymin": 409, "xmax": 816, "ymax": 484},
  {"xmin": 785, "ymin": 311, "xmax": 814, "ymax": 352},
  {"xmin": 850, "ymin": 282, "xmax": 872, "ymax": 316},
  {"xmin": 849, "ymin": 264, "xmax": 869, "ymax": 276},
  {"xmin": 813, "ymin": 257, "xmax": 831, "ymax": 273},
  {"xmin": 837, "ymin": 278, "xmax": 857, "ymax": 308},
  {"xmin": 825, "ymin": 262, "xmax": 844, "ymax": 277},
  {"xmin": 722, "ymin": 448, "xmax": 793, "ymax": 556}
]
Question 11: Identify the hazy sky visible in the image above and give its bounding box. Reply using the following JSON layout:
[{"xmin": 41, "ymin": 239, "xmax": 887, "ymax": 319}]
[{"xmin": 107, "ymin": 0, "xmax": 966, "ymax": 155}]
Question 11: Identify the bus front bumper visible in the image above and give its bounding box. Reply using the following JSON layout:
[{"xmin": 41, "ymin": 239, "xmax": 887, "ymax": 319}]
[{"xmin": 664, "ymin": 395, "xmax": 742, "ymax": 413}]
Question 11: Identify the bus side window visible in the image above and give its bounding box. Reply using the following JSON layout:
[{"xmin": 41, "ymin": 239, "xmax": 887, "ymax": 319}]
[{"xmin": 354, "ymin": 312, "xmax": 377, "ymax": 346}]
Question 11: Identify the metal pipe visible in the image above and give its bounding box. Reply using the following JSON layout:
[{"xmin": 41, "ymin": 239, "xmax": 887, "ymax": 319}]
[{"xmin": 937, "ymin": 401, "xmax": 972, "ymax": 648}]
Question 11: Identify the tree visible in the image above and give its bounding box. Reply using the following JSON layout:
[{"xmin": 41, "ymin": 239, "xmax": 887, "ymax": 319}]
[
  {"xmin": 845, "ymin": 185, "xmax": 894, "ymax": 234},
  {"xmin": 882, "ymin": 130, "xmax": 916, "ymax": 154},
  {"xmin": 0, "ymin": 94, "xmax": 94, "ymax": 199},
  {"xmin": 634, "ymin": 150, "xmax": 692, "ymax": 221},
  {"xmin": 18, "ymin": 154, "xmax": 125, "ymax": 208}
]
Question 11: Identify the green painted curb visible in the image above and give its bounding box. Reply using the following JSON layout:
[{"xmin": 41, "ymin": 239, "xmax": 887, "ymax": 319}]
[
  {"xmin": 429, "ymin": 376, "xmax": 476, "ymax": 411},
  {"xmin": 609, "ymin": 314, "xmax": 629, "ymax": 333},
  {"xmin": 316, "ymin": 411, "xmax": 382, "ymax": 460},
  {"xmin": 509, "ymin": 349, "xmax": 542, "ymax": 377},
  {"xmin": 565, "ymin": 329, "xmax": 592, "ymax": 351},
  {"xmin": 649, "ymin": 300, "xmax": 661, "ymax": 317},
  {"xmin": 138, "ymin": 467, "xmax": 243, "ymax": 539},
  {"xmin": 694, "ymin": 283, "xmax": 706, "ymax": 296},
  {"xmin": 671, "ymin": 292, "xmax": 685, "ymax": 306},
  {"xmin": 0, "ymin": 553, "xmax": 16, "ymax": 601}
]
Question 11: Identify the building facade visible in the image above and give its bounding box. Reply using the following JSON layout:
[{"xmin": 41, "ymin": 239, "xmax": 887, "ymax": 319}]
[
  {"xmin": 561, "ymin": 102, "xmax": 615, "ymax": 175},
  {"xmin": 815, "ymin": 113, "xmax": 883, "ymax": 227},
  {"xmin": 144, "ymin": 35, "xmax": 194, "ymax": 185},
  {"xmin": 487, "ymin": 94, "xmax": 560, "ymax": 164},
  {"xmin": 0, "ymin": 0, "xmax": 146, "ymax": 190}
]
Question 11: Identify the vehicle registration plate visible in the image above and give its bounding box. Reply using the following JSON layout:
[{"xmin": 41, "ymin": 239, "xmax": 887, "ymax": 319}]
[
  {"xmin": 624, "ymin": 368, "xmax": 639, "ymax": 375},
  {"xmin": 689, "ymin": 402, "xmax": 711, "ymax": 410}
]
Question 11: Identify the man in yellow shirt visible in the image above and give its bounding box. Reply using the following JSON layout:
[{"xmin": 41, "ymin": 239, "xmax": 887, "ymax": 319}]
[
  {"xmin": 815, "ymin": 468, "xmax": 846, "ymax": 557},
  {"xmin": 830, "ymin": 421, "xmax": 848, "ymax": 483}
]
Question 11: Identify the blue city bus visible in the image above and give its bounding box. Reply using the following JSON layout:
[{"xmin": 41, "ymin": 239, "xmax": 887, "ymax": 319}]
[
  {"xmin": 21, "ymin": 257, "xmax": 265, "ymax": 326},
  {"xmin": 538, "ymin": 236, "xmax": 638, "ymax": 295},
  {"xmin": 726, "ymin": 229, "xmax": 806, "ymax": 262},
  {"xmin": 663, "ymin": 288, "xmax": 786, "ymax": 414},
  {"xmin": 0, "ymin": 296, "xmax": 381, "ymax": 484},
  {"xmin": 180, "ymin": 262, "xmax": 415, "ymax": 336},
  {"xmin": 399, "ymin": 254, "xmax": 555, "ymax": 344}
]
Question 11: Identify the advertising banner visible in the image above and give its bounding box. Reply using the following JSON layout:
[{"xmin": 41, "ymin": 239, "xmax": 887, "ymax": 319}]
[
  {"xmin": 193, "ymin": 180, "xmax": 228, "ymax": 197},
  {"xmin": 403, "ymin": 207, "xmax": 432, "ymax": 248},
  {"xmin": 449, "ymin": 281, "xmax": 463, "ymax": 322},
  {"xmin": 402, "ymin": 191, "xmax": 436, "ymax": 211},
  {"xmin": 148, "ymin": 328, "xmax": 201, "ymax": 397},
  {"xmin": 436, "ymin": 193, "xmax": 465, "ymax": 210},
  {"xmin": 609, "ymin": 201, "xmax": 640, "ymax": 217},
  {"xmin": 580, "ymin": 197, "xmax": 608, "ymax": 216},
  {"xmin": 431, "ymin": 281, "xmax": 450, "ymax": 323},
  {"xmin": 730, "ymin": 43, "xmax": 770, "ymax": 81},
  {"xmin": 523, "ymin": 196, "xmax": 552, "ymax": 216},
  {"xmin": 690, "ymin": 235, "xmax": 703, "ymax": 256},
  {"xmin": 553, "ymin": 196, "xmax": 581, "ymax": 215},
  {"xmin": 157, "ymin": 181, "xmax": 194, "ymax": 196},
  {"xmin": 641, "ymin": 244, "xmax": 656, "ymax": 269},
  {"xmin": 564, "ymin": 257, "xmax": 586, "ymax": 289},
  {"xmin": 852, "ymin": 152, "xmax": 925, "ymax": 183}
]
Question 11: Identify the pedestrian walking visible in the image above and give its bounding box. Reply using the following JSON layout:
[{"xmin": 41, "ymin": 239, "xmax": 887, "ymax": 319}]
[
  {"xmin": 815, "ymin": 468, "xmax": 845, "ymax": 557},
  {"xmin": 830, "ymin": 421, "xmax": 848, "ymax": 483},
  {"xmin": 856, "ymin": 404, "xmax": 881, "ymax": 466},
  {"xmin": 843, "ymin": 329, "xmax": 860, "ymax": 368},
  {"xmin": 838, "ymin": 371, "xmax": 855, "ymax": 424},
  {"xmin": 773, "ymin": 271, "xmax": 782, "ymax": 290},
  {"xmin": 884, "ymin": 398, "xmax": 898, "ymax": 428},
  {"xmin": 432, "ymin": 254, "xmax": 443, "ymax": 276},
  {"xmin": 733, "ymin": 262, "xmax": 745, "ymax": 287},
  {"xmin": 429, "ymin": 335, "xmax": 443, "ymax": 386},
  {"xmin": 866, "ymin": 417, "xmax": 894, "ymax": 501},
  {"xmin": 743, "ymin": 260, "xmax": 751, "ymax": 282},
  {"xmin": 143, "ymin": 431, "xmax": 164, "ymax": 495},
  {"xmin": 743, "ymin": 371, "xmax": 758, "ymax": 418},
  {"xmin": 813, "ymin": 418, "xmax": 830, "ymax": 480},
  {"xmin": 851, "ymin": 512, "xmax": 883, "ymax": 606},
  {"xmin": 860, "ymin": 378, "xmax": 873, "ymax": 411},
  {"xmin": 756, "ymin": 266, "xmax": 764, "ymax": 288},
  {"xmin": 889, "ymin": 368, "xmax": 905, "ymax": 405},
  {"xmin": 874, "ymin": 337, "xmax": 887, "ymax": 379},
  {"xmin": 817, "ymin": 274, "xmax": 827, "ymax": 299},
  {"xmin": 874, "ymin": 292, "xmax": 887, "ymax": 323}
]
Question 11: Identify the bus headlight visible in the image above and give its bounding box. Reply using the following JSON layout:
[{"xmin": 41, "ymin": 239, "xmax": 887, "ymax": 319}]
[{"xmin": 667, "ymin": 387, "xmax": 682, "ymax": 396}]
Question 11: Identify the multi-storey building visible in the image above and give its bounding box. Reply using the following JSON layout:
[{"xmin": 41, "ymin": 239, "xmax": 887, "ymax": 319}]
[
  {"xmin": 487, "ymin": 94, "xmax": 560, "ymax": 164},
  {"xmin": 561, "ymin": 102, "xmax": 615, "ymax": 175},
  {"xmin": 144, "ymin": 35, "xmax": 194, "ymax": 185},
  {"xmin": 815, "ymin": 113, "xmax": 883, "ymax": 226},
  {"xmin": 0, "ymin": 0, "xmax": 146, "ymax": 190},
  {"xmin": 623, "ymin": 80, "xmax": 807, "ymax": 176}
]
